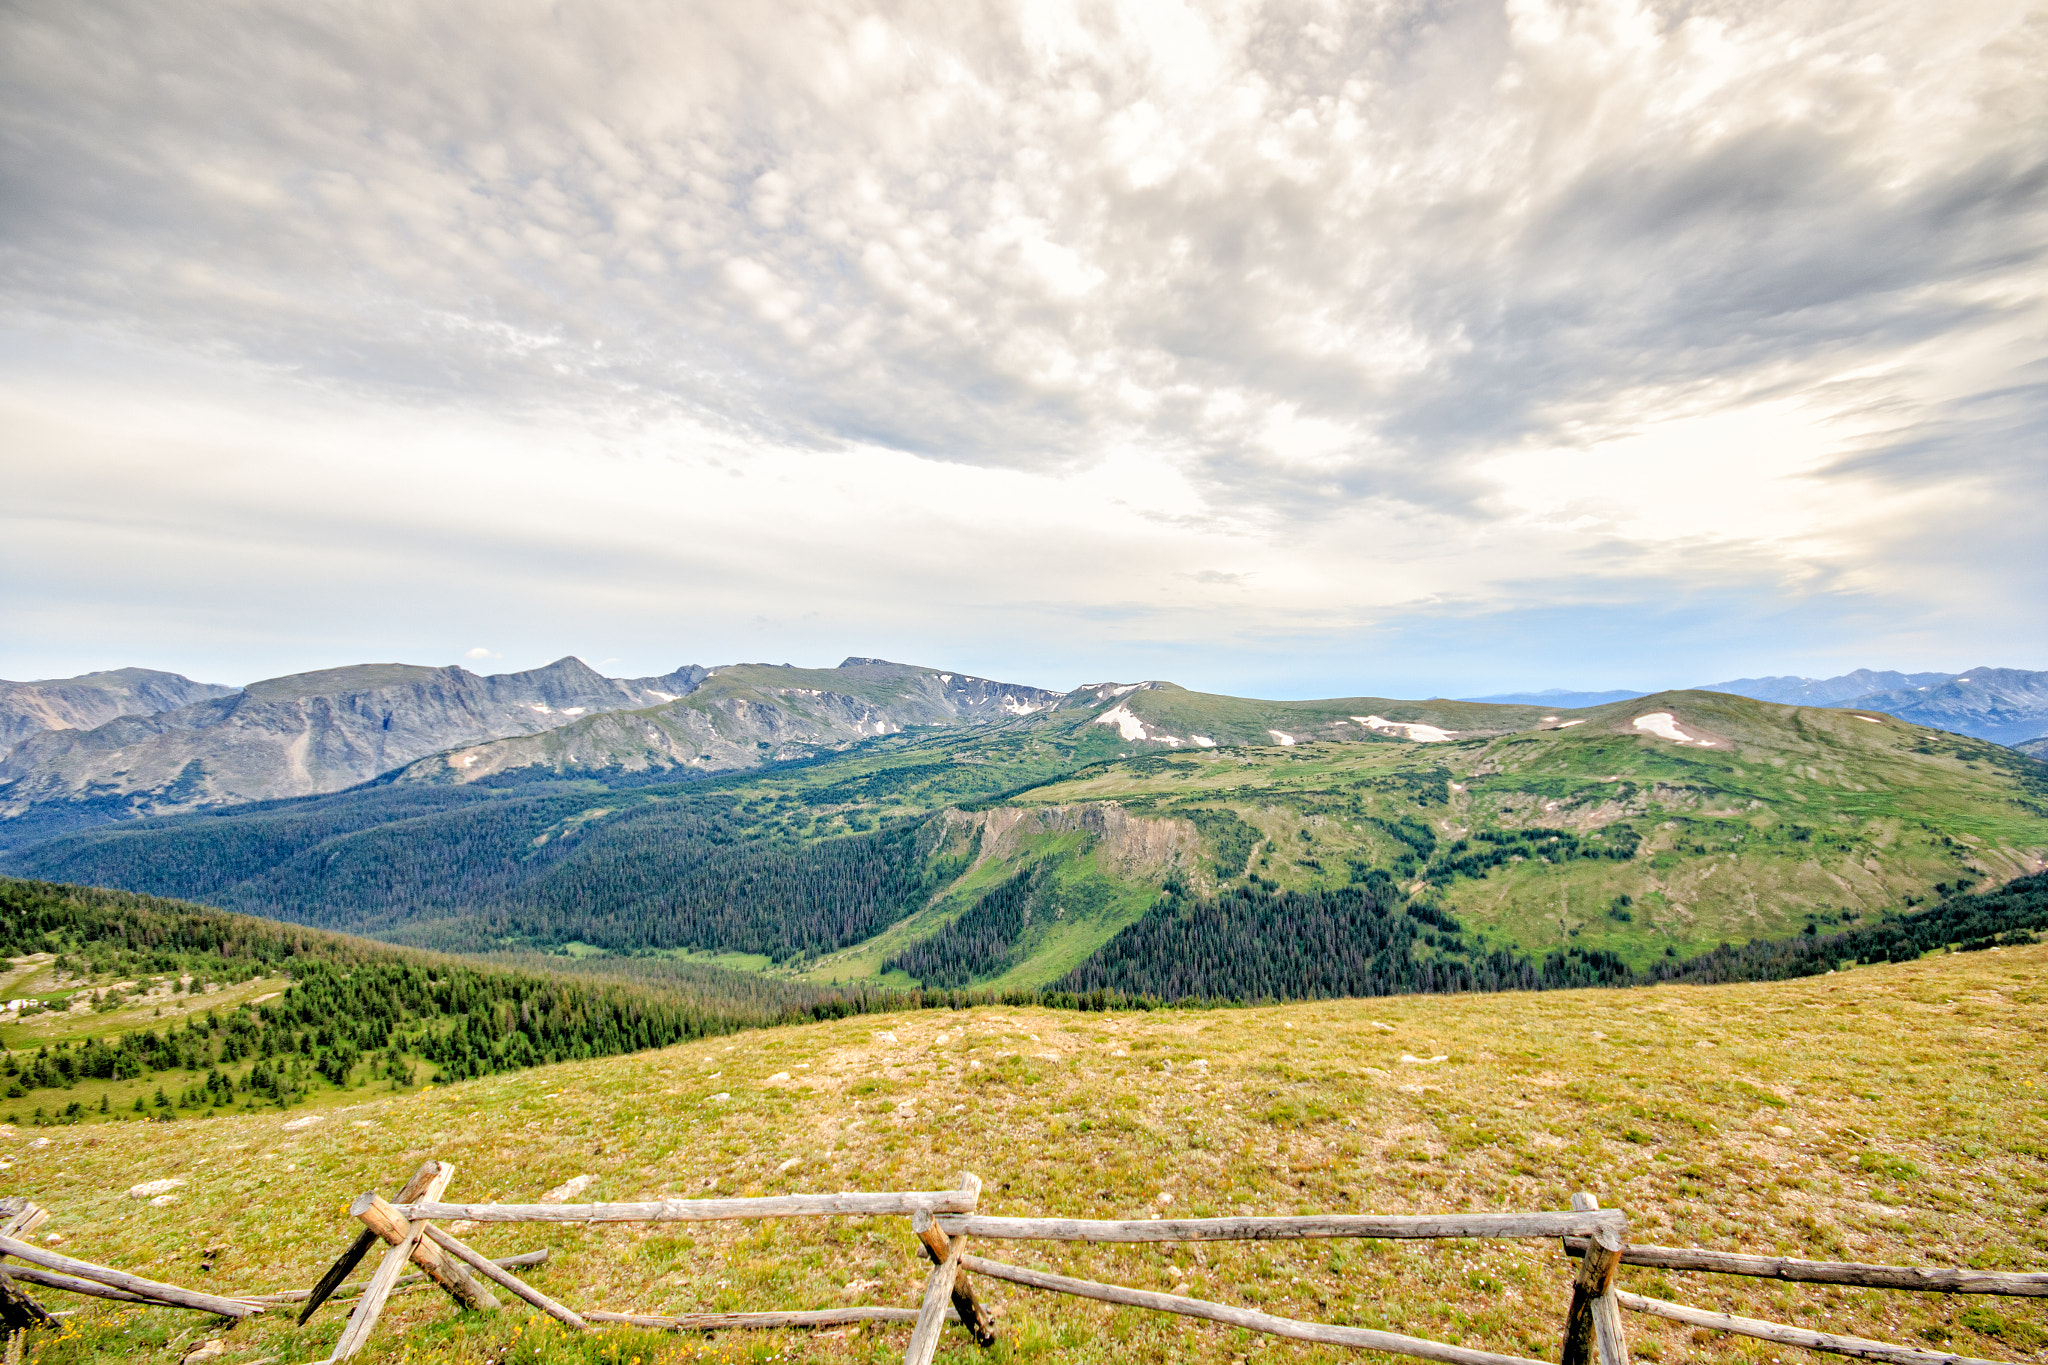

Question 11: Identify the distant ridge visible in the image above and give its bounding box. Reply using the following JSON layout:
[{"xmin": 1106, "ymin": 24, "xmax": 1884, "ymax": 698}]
[
  {"xmin": 1473, "ymin": 667, "xmax": 2048, "ymax": 748},
  {"xmin": 1695, "ymin": 669, "xmax": 1955, "ymax": 706},
  {"xmin": 1840, "ymin": 668, "xmax": 2048, "ymax": 748},
  {"xmin": 0, "ymin": 656, "xmax": 708, "ymax": 845},
  {"xmin": 0, "ymin": 668, "xmax": 237, "ymax": 750},
  {"xmin": 1459, "ymin": 688, "xmax": 1648, "ymax": 708}
]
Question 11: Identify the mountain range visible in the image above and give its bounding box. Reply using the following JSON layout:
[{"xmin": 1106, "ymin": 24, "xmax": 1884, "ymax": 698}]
[
  {"xmin": 1467, "ymin": 667, "xmax": 2048, "ymax": 745},
  {"xmin": 3, "ymin": 656, "xmax": 2045, "ymax": 852},
  {"xmin": 0, "ymin": 658, "xmax": 704, "ymax": 846},
  {"xmin": 0, "ymin": 667, "xmax": 237, "ymax": 748},
  {"xmin": 8, "ymin": 675, "xmax": 2045, "ymax": 1003}
]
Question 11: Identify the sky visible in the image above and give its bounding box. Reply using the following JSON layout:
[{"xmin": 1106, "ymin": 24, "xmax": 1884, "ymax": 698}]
[{"xmin": 3, "ymin": 0, "xmax": 2045, "ymax": 699}]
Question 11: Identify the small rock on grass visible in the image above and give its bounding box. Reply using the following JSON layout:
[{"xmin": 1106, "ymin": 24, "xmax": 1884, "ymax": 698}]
[
  {"xmin": 541, "ymin": 1173, "xmax": 594, "ymax": 1203},
  {"xmin": 128, "ymin": 1178, "xmax": 185, "ymax": 1198}
]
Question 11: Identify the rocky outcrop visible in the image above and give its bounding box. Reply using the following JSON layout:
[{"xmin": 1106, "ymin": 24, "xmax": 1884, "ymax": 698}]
[
  {"xmin": 395, "ymin": 660, "xmax": 1068, "ymax": 785},
  {"xmin": 952, "ymin": 802, "xmax": 1198, "ymax": 881}
]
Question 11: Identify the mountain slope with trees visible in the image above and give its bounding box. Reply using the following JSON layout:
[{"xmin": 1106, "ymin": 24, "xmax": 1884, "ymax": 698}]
[
  {"xmin": 0, "ymin": 878, "xmax": 897, "ymax": 1125},
  {"xmin": 9, "ymin": 685, "xmax": 2045, "ymax": 1002}
]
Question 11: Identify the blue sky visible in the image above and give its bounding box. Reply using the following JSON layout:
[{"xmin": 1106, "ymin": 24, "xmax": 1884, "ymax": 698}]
[{"xmin": 3, "ymin": 0, "xmax": 2044, "ymax": 698}]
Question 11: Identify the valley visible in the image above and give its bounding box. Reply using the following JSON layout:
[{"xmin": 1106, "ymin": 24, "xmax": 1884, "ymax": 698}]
[{"xmin": 8, "ymin": 672, "xmax": 2046, "ymax": 1003}]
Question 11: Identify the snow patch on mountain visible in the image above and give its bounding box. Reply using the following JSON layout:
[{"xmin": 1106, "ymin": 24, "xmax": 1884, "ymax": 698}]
[
  {"xmin": 1632, "ymin": 712, "xmax": 1715, "ymax": 746},
  {"xmin": 1095, "ymin": 703, "xmax": 1148, "ymax": 741},
  {"xmin": 1354, "ymin": 715, "xmax": 1453, "ymax": 742}
]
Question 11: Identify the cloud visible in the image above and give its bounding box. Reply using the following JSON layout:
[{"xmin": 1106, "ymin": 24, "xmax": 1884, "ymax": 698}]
[
  {"xmin": 464, "ymin": 647, "xmax": 498, "ymax": 660},
  {"xmin": 1, "ymin": 0, "xmax": 2042, "ymax": 690}
]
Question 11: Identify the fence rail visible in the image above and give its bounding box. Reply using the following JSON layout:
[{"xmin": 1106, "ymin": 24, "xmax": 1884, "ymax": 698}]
[
  {"xmin": 391, "ymin": 1189, "xmax": 978, "ymax": 1225},
  {"xmin": 940, "ymin": 1210, "xmax": 1624, "ymax": 1243},
  {"xmin": 0, "ymin": 1175, "xmax": 2039, "ymax": 1365},
  {"xmin": 962, "ymin": 1253, "xmax": 1541, "ymax": 1365},
  {"xmin": 1564, "ymin": 1239, "xmax": 2048, "ymax": 1296},
  {"xmin": 1616, "ymin": 1291, "xmax": 2009, "ymax": 1365}
]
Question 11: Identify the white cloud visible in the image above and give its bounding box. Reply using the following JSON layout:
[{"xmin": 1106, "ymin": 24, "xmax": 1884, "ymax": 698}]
[{"xmin": 0, "ymin": 0, "xmax": 2042, "ymax": 690}]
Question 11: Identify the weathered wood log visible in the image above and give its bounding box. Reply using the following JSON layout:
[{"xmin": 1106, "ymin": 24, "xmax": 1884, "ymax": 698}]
[
  {"xmin": 0, "ymin": 1268, "xmax": 51, "ymax": 1333},
  {"xmin": 245, "ymin": 1251, "xmax": 549, "ymax": 1305},
  {"xmin": 0, "ymin": 1236, "xmax": 259, "ymax": 1320},
  {"xmin": 352, "ymin": 1192, "xmax": 499, "ymax": 1313},
  {"xmin": 301, "ymin": 1160, "xmax": 453, "ymax": 1325},
  {"xmin": 584, "ymin": 1307, "xmax": 963, "ymax": 1330},
  {"xmin": 1564, "ymin": 1240, "xmax": 2048, "ymax": 1297},
  {"xmin": 325, "ymin": 1214, "xmax": 428, "ymax": 1360},
  {"xmin": 961, "ymin": 1254, "xmax": 1539, "ymax": 1365},
  {"xmin": 939, "ymin": 1211, "xmax": 1626, "ymax": 1244},
  {"xmin": 1616, "ymin": 1291, "xmax": 2009, "ymax": 1365},
  {"xmin": 911, "ymin": 1175, "xmax": 997, "ymax": 1348},
  {"xmin": 0, "ymin": 1201, "xmax": 58, "ymax": 1331},
  {"xmin": 904, "ymin": 1222, "xmax": 968, "ymax": 1365},
  {"xmin": 1566, "ymin": 1194, "xmax": 1627, "ymax": 1365},
  {"xmin": 420, "ymin": 1225, "xmax": 582, "ymax": 1329},
  {"xmin": 4, "ymin": 1265, "xmax": 154, "ymax": 1306},
  {"xmin": 0, "ymin": 1203, "xmax": 45, "ymax": 1241},
  {"xmin": 394, "ymin": 1188, "xmax": 980, "ymax": 1225}
]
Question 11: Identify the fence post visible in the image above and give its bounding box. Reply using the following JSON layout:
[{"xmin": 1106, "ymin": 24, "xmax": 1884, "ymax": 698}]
[
  {"xmin": 353, "ymin": 1193, "xmax": 500, "ymax": 1313},
  {"xmin": 326, "ymin": 1164, "xmax": 457, "ymax": 1361},
  {"xmin": 904, "ymin": 1222, "xmax": 969, "ymax": 1365},
  {"xmin": 912, "ymin": 1174, "xmax": 998, "ymax": 1347},
  {"xmin": 302, "ymin": 1160, "xmax": 450, "ymax": 1324},
  {"xmin": 1561, "ymin": 1193, "xmax": 1628, "ymax": 1365}
]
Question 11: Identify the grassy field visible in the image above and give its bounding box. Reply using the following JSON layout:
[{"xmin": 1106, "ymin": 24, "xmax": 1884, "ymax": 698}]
[{"xmin": 4, "ymin": 943, "xmax": 2043, "ymax": 1365}]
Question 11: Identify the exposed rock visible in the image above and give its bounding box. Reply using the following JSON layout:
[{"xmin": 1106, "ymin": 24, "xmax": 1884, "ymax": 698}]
[
  {"xmin": 387, "ymin": 659, "xmax": 1066, "ymax": 788},
  {"xmin": 541, "ymin": 1173, "xmax": 594, "ymax": 1203},
  {"xmin": 128, "ymin": 1178, "xmax": 185, "ymax": 1198},
  {"xmin": 0, "ymin": 657, "xmax": 707, "ymax": 842}
]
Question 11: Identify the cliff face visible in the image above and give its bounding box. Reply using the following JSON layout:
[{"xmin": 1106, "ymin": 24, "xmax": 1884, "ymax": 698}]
[
  {"xmin": 0, "ymin": 669, "xmax": 238, "ymax": 751},
  {"xmin": 0, "ymin": 657, "xmax": 706, "ymax": 838}
]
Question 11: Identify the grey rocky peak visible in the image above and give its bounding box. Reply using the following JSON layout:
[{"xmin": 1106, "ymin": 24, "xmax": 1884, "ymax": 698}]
[
  {"xmin": 0, "ymin": 668, "xmax": 237, "ymax": 751},
  {"xmin": 0, "ymin": 656, "xmax": 708, "ymax": 844},
  {"xmin": 393, "ymin": 658, "xmax": 1068, "ymax": 786}
]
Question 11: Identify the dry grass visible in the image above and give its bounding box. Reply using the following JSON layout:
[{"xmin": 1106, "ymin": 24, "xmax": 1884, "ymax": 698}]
[{"xmin": 7, "ymin": 945, "xmax": 2045, "ymax": 1365}]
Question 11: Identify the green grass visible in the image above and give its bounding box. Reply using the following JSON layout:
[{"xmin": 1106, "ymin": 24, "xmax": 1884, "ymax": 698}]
[{"xmin": 6, "ymin": 943, "xmax": 2044, "ymax": 1364}]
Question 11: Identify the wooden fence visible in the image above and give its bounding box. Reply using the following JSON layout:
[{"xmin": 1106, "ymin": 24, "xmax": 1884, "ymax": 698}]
[{"xmin": 3, "ymin": 1176, "xmax": 2044, "ymax": 1365}]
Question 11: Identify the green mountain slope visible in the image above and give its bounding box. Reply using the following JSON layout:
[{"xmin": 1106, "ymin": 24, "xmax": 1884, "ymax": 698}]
[
  {"xmin": 7, "ymin": 687, "xmax": 2046, "ymax": 1000},
  {"xmin": 0, "ymin": 877, "xmax": 882, "ymax": 1126}
]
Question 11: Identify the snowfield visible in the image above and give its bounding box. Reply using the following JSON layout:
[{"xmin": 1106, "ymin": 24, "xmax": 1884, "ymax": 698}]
[
  {"xmin": 1353, "ymin": 715, "xmax": 1453, "ymax": 742},
  {"xmin": 1632, "ymin": 712, "xmax": 1714, "ymax": 746}
]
